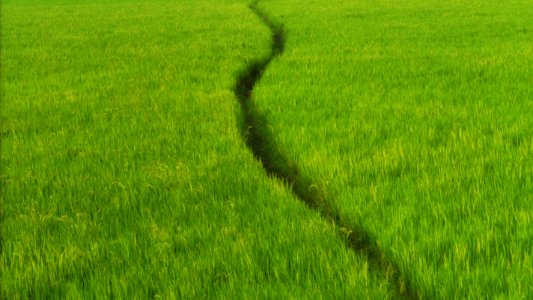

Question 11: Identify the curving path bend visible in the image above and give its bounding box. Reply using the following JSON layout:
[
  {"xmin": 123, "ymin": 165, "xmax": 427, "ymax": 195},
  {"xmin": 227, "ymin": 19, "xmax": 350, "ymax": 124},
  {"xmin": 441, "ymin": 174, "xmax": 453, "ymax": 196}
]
[{"xmin": 233, "ymin": 2, "xmax": 419, "ymax": 299}]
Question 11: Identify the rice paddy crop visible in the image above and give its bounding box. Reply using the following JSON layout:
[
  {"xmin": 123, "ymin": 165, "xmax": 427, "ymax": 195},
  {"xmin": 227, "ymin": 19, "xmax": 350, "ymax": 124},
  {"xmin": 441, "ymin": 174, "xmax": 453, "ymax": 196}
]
[
  {"xmin": 1, "ymin": 0, "xmax": 392, "ymax": 298},
  {"xmin": 253, "ymin": 0, "xmax": 533, "ymax": 298},
  {"xmin": 2, "ymin": 0, "xmax": 532, "ymax": 298}
]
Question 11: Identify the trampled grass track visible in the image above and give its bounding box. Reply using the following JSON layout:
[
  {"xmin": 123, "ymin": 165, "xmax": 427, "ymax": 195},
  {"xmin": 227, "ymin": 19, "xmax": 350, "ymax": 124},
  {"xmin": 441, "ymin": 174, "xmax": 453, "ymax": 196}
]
[
  {"xmin": 249, "ymin": 0, "xmax": 532, "ymax": 298},
  {"xmin": 1, "ymin": 0, "xmax": 396, "ymax": 297},
  {"xmin": 235, "ymin": 1, "xmax": 417, "ymax": 298},
  {"xmin": 3, "ymin": 0, "xmax": 530, "ymax": 297}
]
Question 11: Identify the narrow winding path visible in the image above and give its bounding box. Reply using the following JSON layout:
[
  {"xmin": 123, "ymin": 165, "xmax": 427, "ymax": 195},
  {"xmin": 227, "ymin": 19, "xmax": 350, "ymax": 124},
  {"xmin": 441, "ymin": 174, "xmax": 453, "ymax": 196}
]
[{"xmin": 234, "ymin": 2, "xmax": 419, "ymax": 299}]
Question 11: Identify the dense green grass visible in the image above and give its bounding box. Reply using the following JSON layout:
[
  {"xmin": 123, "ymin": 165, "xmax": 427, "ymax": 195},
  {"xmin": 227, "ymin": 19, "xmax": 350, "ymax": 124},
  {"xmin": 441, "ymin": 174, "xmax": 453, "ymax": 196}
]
[
  {"xmin": 0, "ymin": 0, "xmax": 394, "ymax": 297},
  {"xmin": 253, "ymin": 0, "xmax": 533, "ymax": 298}
]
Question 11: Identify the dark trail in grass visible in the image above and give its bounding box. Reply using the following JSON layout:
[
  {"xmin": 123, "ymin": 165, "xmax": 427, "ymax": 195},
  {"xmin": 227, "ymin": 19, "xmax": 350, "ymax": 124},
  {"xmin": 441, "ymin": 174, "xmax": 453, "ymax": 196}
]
[{"xmin": 234, "ymin": 2, "xmax": 419, "ymax": 299}]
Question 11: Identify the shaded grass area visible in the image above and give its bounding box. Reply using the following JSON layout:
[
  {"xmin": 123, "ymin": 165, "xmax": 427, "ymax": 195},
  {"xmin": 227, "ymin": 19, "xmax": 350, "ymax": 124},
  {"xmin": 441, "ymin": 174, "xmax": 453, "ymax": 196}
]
[
  {"xmin": 1, "ymin": 0, "xmax": 393, "ymax": 297},
  {"xmin": 253, "ymin": 0, "xmax": 533, "ymax": 298},
  {"xmin": 234, "ymin": 2, "xmax": 415, "ymax": 299}
]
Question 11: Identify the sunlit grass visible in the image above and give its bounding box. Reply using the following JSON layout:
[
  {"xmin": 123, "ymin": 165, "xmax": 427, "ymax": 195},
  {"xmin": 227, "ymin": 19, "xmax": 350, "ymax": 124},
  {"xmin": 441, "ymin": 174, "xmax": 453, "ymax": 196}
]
[
  {"xmin": 254, "ymin": 0, "xmax": 533, "ymax": 298},
  {"xmin": 1, "ymin": 0, "xmax": 393, "ymax": 297}
]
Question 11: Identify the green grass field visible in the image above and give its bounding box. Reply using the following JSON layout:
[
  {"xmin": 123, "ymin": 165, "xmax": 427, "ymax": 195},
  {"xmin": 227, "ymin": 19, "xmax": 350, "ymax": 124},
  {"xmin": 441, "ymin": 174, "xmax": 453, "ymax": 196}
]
[
  {"xmin": 253, "ymin": 0, "xmax": 533, "ymax": 298},
  {"xmin": 1, "ymin": 0, "xmax": 393, "ymax": 298},
  {"xmin": 1, "ymin": 0, "xmax": 532, "ymax": 298}
]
